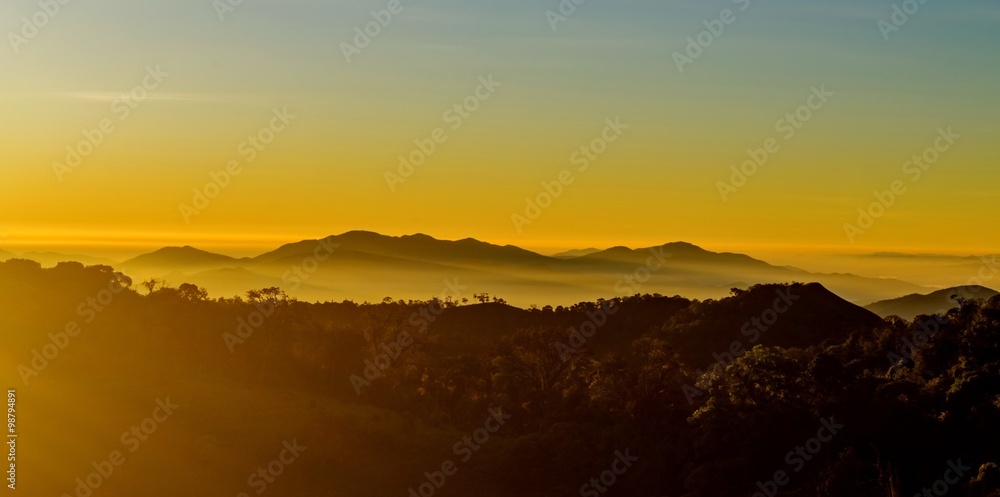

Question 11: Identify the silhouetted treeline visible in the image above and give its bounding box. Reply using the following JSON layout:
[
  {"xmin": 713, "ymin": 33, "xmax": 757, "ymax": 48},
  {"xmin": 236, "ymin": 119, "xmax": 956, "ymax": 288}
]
[{"xmin": 2, "ymin": 259, "xmax": 999, "ymax": 496}]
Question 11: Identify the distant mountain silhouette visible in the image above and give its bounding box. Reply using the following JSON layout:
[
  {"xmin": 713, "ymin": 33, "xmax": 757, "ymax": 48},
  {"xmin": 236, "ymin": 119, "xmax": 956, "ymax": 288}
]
[
  {"xmin": 120, "ymin": 246, "xmax": 244, "ymax": 274},
  {"xmin": 251, "ymin": 231, "xmax": 549, "ymax": 267},
  {"xmin": 27, "ymin": 232, "xmax": 933, "ymax": 306},
  {"xmin": 865, "ymin": 285, "xmax": 999, "ymax": 320},
  {"xmin": 0, "ymin": 250, "xmax": 117, "ymax": 267},
  {"xmin": 559, "ymin": 243, "xmax": 925, "ymax": 303},
  {"xmin": 18, "ymin": 251, "xmax": 118, "ymax": 268},
  {"xmin": 573, "ymin": 242, "xmax": 771, "ymax": 268}
]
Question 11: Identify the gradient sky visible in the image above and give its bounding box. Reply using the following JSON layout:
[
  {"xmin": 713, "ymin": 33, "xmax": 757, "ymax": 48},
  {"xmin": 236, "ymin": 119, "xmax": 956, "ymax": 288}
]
[{"xmin": 1, "ymin": 0, "xmax": 998, "ymax": 258}]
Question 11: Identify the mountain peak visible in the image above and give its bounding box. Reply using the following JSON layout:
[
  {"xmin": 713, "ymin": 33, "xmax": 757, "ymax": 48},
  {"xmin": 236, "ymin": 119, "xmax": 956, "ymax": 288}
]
[
  {"xmin": 122, "ymin": 246, "xmax": 238, "ymax": 269},
  {"xmin": 337, "ymin": 230, "xmax": 386, "ymax": 239},
  {"xmin": 253, "ymin": 231, "xmax": 548, "ymax": 267},
  {"xmin": 403, "ymin": 233, "xmax": 436, "ymax": 241},
  {"xmin": 662, "ymin": 241, "xmax": 706, "ymax": 251},
  {"xmin": 148, "ymin": 245, "xmax": 222, "ymax": 256}
]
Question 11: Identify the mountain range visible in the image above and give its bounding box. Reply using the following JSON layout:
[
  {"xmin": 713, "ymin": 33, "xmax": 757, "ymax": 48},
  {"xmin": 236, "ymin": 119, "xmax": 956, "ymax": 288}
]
[{"xmin": 1, "ymin": 231, "xmax": 949, "ymax": 308}]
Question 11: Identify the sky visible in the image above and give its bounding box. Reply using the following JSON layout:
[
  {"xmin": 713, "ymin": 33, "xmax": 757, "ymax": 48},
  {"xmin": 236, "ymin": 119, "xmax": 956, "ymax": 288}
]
[{"xmin": 1, "ymin": 0, "xmax": 998, "ymax": 259}]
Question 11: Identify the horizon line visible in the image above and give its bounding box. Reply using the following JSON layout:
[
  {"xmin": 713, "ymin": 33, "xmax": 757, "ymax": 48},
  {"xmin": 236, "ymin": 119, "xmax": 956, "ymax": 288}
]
[{"xmin": 0, "ymin": 229, "xmax": 996, "ymax": 262}]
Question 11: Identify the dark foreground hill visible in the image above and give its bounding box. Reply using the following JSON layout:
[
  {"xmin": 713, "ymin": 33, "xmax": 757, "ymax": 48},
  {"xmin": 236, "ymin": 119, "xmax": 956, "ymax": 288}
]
[
  {"xmin": 1, "ymin": 260, "xmax": 999, "ymax": 497},
  {"xmin": 661, "ymin": 283, "xmax": 886, "ymax": 368}
]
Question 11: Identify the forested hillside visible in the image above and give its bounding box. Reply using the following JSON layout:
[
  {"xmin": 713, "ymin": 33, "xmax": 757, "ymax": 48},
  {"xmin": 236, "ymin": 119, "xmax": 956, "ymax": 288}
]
[{"xmin": 3, "ymin": 259, "xmax": 999, "ymax": 497}]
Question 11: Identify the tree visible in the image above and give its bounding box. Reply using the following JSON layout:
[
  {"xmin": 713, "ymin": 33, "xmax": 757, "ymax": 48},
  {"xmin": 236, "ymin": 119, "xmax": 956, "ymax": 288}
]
[
  {"xmin": 178, "ymin": 283, "xmax": 208, "ymax": 302},
  {"xmin": 489, "ymin": 326, "xmax": 584, "ymax": 424},
  {"xmin": 245, "ymin": 287, "xmax": 292, "ymax": 382},
  {"xmin": 141, "ymin": 278, "xmax": 162, "ymax": 295}
]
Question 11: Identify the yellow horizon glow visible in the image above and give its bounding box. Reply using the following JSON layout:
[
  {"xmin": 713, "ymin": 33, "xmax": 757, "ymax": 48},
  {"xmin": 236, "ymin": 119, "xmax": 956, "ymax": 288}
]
[{"xmin": 2, "ymin": 1, "xmax": 997, "ymax": 264}]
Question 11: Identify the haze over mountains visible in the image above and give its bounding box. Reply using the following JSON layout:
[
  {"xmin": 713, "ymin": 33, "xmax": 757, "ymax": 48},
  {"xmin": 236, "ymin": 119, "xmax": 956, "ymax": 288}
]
[
  {"xmin": 0, "ymin": 231, "xmax": 969, "ymax": 307},
  {"xmin": 552, "ymin": 248, "xmax": 603, "ymax": 259},
  {"xmin": 776, "ymin": 251, "xmax": 999, "ymax": 288}
]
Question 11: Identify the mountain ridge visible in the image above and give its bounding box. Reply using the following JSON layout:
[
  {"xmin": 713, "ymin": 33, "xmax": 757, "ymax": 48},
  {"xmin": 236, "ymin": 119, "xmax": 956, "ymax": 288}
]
[
  {"xmin": 2, "ymin": 231, "xmax": 937, "ymax": 306},
  {"xmin": 865, "ymin": 285, "xmax": 999, "ymax": 320}
]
